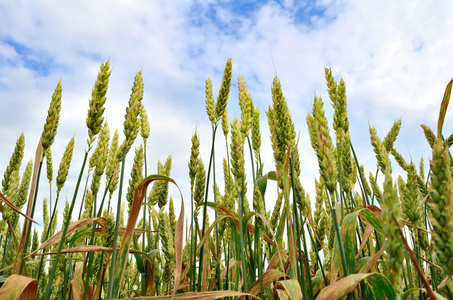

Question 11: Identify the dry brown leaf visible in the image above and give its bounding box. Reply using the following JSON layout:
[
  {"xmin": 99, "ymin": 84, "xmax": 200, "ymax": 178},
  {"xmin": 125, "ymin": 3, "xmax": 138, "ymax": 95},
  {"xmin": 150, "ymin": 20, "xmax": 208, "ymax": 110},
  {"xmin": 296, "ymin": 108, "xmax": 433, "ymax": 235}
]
[
  {"xmin": 33, "ymin": 245, "xmax": 112, "ymax": 256},
  {"xmin": 358, "ymin": 246, "xmax": 385, "ymax": 274},
  {"xmin": 0, "ymin": 193, "xmax": 38, "ymax": 225},
  {"xmin": 116, "ymin": 290, "xmax": 257, "ymax": 300},
  {"xmin": 355, "ymin": 223, "xmax": 374, "ymax": 261},
  {"xmin": 27, "ymin": 217, "xmax": 106, "ymax": 257}
]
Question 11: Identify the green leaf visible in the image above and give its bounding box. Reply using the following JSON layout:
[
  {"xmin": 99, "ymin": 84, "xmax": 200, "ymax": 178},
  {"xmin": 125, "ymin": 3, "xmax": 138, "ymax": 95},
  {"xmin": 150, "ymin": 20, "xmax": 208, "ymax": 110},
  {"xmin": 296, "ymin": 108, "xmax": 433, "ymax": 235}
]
[
  {"xmin": 312, "ymin": 269, "xmax": 326, "ymax": 295},
  {"xmin": 356, "ymin": 257, "xmax": 372, "ymax": 273},
  {"xmin": 276, "ymin": 279, "xmax": 303, "ymax": 300},
  {"xmin": 68, "ymin": 227, "xmax": 102, "ymax": 248},
  {"xmin": 438, "ymin": 79, "xmax": 453, "ymax": 138},
  {"xmin": 358, "ymin": 208, "xmax": 384, "ymax": 236},
  {"xmin": 256, "ymin": 171, "xmax": 278, "ymax": 199},
  {"xmin": 401, "ymin": 287, "xmax": 447, "ymax": 300},
  {"xmin": 206, "ymin": 202, "xmax": 274, "ymax": 245},
  {"xmin": 342, "ymin": 209, "xmax": 361, "ymax": 275}
]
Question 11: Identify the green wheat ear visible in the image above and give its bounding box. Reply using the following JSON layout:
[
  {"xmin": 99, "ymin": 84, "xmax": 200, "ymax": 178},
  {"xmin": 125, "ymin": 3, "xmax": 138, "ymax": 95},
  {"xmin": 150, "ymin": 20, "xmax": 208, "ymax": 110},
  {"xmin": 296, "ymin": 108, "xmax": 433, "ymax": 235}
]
[
  {"xmin": 159, "ymin": 210, "xmax": 175, "ymax": 261},
  {"xmin": 230, "ymin": 117, "xmax": 245, "ymax": 186},
  {"xmin": 238, "ymin": 75, "xmax": 253, "ymax": 139},
  {"xmin": 90, "ymin": 122, "xmax": 110, "ymax": 194},
  {"xmin": 56, "ymin": 137, "xmax": 75, "ymax": 197},
  {"xmin": 188, "ymin": 130, "xmax": 200, "ymax": 192},
  {"xmin": 221, "ymin": 108, "xmax": 229, "ymax": 139},
  {"xmin": 148, "ymin": 155, "xmax": 172, "ymax": 209},
  {"xmin": 429, "ymin": 138, "xmax": 453, "ymax": 276},
  {"xmin": 307, "ymin": 95, "xmax": 337, "ymax": 194},
  {"xmin": 314, "ymin": 177, "xmax": 327, "ymax": 250},
  {"xmin": 382, "ymin": 171, "xmax": 404, "ymax": 294},
  {"xmin": 383, "ymin": 119, "xmax": 402, "ymax": 152},
  {"xmin": 194, "ymin": 158, "xmax": 206, "ymax": 211},
  {"xmin": 205, "ymin": 78, "xmax": 215, "ymax": 125},
  {"xmin": 140, "ymin": 104, "xmax": 150, "ymax": 143},
  {"xmin": 3, "ymin": 158, "xmax": 31, "ymax": 222},
  {"xmin": 16, "ymin": 160, "xmax": 33, "ymax": 211},
  {"xmin": 215, "ymin": 58, "xmax": 232, "ymax": 123},
  {"xmin": 421, "ymin": 124, "xmax": 436, "ymax": 148},
  {"xmin": 45, "ymin": 147, "xmax": 53, "ymax": 184},
  {"xmin": 105, "ymin": 129, "xmax": 119, "ymax": 182},
  {"xmin": 42, "ymin": 80, "xmax": 62, "ymax": 150},
  {"xmin": 126, "ymin": 144, "xmax": 144, "ymax": 212},
  {"xmin": 267, "ymin": 77, "xmax": 296, "ymax": 189},
  {"xmin": 2, "ymin": 133, "xmax": 25, "ymax": 195},
  {"xmin": 118, "ymin": 70, "xmax": 144, "ymax": 161},
  {"xmin": 369, "ymin": 125, "xmax": 392, "ymax": 174},
  {"xmin": 168, "ymin": 196, "xmax": 176, "ymax": 236},
  {"xmin": 86, "ymin": 60, "xmax": 111, "ymax": 144},
  {"xmin": 251, "ymin": 107, "xmax": 261, "ymax": 161}
]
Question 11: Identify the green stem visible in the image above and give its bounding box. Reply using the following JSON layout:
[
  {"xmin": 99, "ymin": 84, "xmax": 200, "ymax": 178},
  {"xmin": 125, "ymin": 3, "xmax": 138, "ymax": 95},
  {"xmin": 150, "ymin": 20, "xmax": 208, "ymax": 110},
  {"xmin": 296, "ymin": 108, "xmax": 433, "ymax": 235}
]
[
  {"xmin": 224, "ymin": 240, "xmax": 230, "ymax": 291},
  {"xmin": 328, "ymin": 191, "xmax": 349, "ymax": 278},
  {"xmin": 211, "ymin": 139, "xmax": 221, "ymax": 290},
  {"xmin": 254, "ymin": 223, "xmax": 263, "ymax": 298},
  {"xmin": 351, "ymin": 144, "xmax": 371, "ymax": 206},
  {"xmin": 300, "ymin": 214, "xmax": 314, "ymax": 300},
  {"xmin": 78, "ymin": 174, "xmax": 90, "ymax": 220},
  {"xmin": 1, "ymin": 221, "xmax": 11, "ymax": 269},
  {"xmin": 82, "ymin": 190, "xmax": 99, "ymax": 300},
  {"xmin": 246, "ymin": 136, "xmax": 256, "ymax": 184},
  {"xmin": 192, "ymin": 216, "xmax": 199, "ymax": 291},
  {"xmin": 107, "ymin": 146, "xmax": 127, "ymax": 299},
  {"xmin": 238, "ymin": 177, "xmax": 248, "ymax": 295},
  {"xmin": 307, "ymin": 223, "xmax": 327, "ymax": 287},
  {"xmin": 91, "ymin": 176, "xmax": 113, "ymax": 297},
  {"xmin": 246, "ymin": 229, "xmax": 255, "ymax": 283},
  {"xmin": 141, "ymin": 142, "xmax": 148, "ymax": 296},
  {"xmin": 289, "ymin": 155, "xmax": 306, "ymax": 299},
  {"xmin": 189, "ymin": 199, "xmax": 194, "ymax": 291},
  {"xmin": 62, "ymin": 253, "xmax": 73, "ymax": 300},
  {"xmin": 43, "ymin": 150, "xmax": 89, "ymax": 300},
  {"xmin": 336, "ymin": 146, "xmax": 345, "ymax": 222},
  {"xmin": 19, "ymin": 160, "xmax": 43, "ymax": 275},
  {"xmin": 198, "ymin": 125, "xmax": 217, "ymax": 290}
]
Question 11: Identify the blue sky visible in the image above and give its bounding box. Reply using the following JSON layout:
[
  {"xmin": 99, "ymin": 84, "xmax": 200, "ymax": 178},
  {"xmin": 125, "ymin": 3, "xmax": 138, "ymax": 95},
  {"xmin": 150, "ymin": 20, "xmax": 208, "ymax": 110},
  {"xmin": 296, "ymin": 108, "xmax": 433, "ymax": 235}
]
[{"xmin": 1, "ymin": 0, "xmax": 453, "ymax": 228}]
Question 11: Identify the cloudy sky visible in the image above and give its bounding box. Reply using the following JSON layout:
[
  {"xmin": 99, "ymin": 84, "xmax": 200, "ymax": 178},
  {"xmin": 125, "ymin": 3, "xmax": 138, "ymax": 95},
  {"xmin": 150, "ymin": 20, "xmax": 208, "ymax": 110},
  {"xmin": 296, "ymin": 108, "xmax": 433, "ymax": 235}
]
[{"xmin": 1, "ymin": 0, "xmax": 453, "ymax": 228}]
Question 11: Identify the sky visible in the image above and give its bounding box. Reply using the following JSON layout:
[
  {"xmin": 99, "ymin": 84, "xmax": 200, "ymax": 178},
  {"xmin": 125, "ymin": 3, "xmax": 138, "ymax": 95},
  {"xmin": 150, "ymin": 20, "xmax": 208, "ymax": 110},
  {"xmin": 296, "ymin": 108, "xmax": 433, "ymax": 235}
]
[{"xmin": 1, "ymin": 0, "xmax": 453, "ymax": 231}]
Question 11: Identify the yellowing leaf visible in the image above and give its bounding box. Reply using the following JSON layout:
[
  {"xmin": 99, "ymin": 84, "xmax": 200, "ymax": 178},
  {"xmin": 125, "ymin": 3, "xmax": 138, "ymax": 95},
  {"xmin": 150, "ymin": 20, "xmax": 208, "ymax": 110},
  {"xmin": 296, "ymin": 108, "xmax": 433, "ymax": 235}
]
[{"xmin": 0, "ymin": 274, "xmax": 37, "ymax": 300}]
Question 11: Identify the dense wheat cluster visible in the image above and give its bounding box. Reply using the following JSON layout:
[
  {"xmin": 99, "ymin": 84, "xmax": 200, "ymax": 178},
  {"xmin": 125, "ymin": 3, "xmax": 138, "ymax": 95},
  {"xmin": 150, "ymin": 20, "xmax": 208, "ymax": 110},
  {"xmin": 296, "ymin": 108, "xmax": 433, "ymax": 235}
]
[{"xmin": 0, "ymin": 59, "xmax": 452, "ymax": 299}]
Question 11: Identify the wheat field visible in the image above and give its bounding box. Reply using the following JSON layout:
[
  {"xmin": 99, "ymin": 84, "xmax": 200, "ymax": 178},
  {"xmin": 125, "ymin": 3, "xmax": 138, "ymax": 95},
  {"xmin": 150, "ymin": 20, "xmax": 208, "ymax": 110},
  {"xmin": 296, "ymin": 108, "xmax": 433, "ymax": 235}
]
[{"xmin": 0, "ymin": 58, "xmax": 452, "ymax": 299}]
